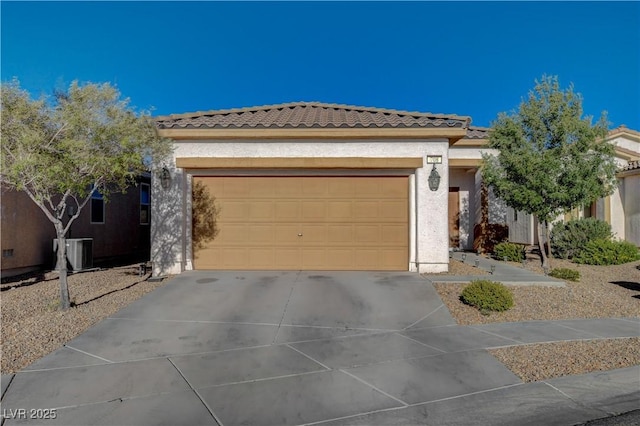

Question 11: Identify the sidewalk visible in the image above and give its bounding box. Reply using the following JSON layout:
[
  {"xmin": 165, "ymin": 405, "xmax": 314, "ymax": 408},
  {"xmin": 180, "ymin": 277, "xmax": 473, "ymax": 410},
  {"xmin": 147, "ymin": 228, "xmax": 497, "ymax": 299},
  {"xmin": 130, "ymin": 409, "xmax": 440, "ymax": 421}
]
[{"xmin": 428, "ymin": 251, "xmax": 566, "ymax": 286}]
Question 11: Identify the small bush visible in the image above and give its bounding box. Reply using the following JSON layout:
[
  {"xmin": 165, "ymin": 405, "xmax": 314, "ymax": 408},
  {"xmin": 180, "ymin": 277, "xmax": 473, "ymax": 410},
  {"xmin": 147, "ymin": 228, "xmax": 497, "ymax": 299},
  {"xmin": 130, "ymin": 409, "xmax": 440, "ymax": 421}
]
[
  {"xmin": 573, "ymin": 239, "xmax": 640, "ymax": 265},
  {"xmin": 548, "ymin": 267, "xmax": 580, "ymax": 282},
  {"xmin": 460, "ymin": 280, "xmax": 514, "ymax": 313},
  {"xmin": 551, "ymin": 218, "xmax": 613, "ymax": 259},
  {"xmin": 493, "ymin": 242, "xmax": 525, "ymax": 262}
]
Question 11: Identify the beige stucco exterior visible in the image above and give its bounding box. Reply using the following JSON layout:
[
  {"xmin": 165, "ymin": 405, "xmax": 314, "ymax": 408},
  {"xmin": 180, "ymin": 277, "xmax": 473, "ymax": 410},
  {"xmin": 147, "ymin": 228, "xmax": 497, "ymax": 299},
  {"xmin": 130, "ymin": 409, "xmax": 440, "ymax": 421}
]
[
  {"xmin": 1, "ymin": 177, "xmax": 152, "ymax": 278},
  {"xmin": 151, "ymin": 138, "xmax": 453, "ymax": 276}
]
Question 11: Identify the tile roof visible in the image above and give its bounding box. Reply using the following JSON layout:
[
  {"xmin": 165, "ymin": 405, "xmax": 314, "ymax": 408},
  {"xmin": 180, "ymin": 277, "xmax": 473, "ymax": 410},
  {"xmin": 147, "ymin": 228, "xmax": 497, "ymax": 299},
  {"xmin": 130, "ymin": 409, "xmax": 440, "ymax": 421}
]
[
  {"xmin": 465, "ymin": 126, "xmax": 490, "ymax": 139},
  {"xmin": 155, "ymin": 101, "xmax": 471, "ymax": 130}
]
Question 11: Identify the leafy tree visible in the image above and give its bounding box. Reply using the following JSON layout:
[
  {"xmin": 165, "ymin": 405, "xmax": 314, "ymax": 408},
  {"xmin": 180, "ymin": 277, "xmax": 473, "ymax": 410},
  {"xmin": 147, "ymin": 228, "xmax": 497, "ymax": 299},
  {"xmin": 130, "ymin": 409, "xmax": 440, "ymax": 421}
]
[
  {"xmin": 1, "ymin": 80, "xmax": 172, "ymax": 310},
  {"xmin": 481, "ymin": 75, "xmax": 617, "ymax": 268}
]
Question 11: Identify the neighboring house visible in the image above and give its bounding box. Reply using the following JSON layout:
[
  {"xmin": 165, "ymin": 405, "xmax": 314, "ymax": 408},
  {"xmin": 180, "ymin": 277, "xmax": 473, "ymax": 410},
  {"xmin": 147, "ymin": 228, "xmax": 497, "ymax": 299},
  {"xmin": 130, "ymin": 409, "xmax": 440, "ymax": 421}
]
[
  {"xmin": 0, "ymin": 175, "xmax": 152, "ymax": 278},
  {"xmin": 506, "ymin": 125, "xmax": 640, "ymax": 247},
  {"xmin": 151, "ymin": 102, "xmax": 502, "ymax": 276}
]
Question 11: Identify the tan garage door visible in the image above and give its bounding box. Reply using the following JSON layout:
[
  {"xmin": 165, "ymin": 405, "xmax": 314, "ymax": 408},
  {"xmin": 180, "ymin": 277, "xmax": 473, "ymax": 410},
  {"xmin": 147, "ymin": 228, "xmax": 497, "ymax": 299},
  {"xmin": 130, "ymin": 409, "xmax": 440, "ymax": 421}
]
[{"xmin": 192, "ymin": 176, "xmax": 408, "ymax": 270}]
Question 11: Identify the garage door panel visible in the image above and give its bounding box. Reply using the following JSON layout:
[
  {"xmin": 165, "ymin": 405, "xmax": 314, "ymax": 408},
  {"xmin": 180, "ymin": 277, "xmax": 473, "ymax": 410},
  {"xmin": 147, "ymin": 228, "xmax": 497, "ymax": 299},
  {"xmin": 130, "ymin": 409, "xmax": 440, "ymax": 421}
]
[
  {"xmin": 275, "ymin": 249, "xmax": 302, "ymax": 269},
  {"xmin": 353, "ymin": 201, "xmax": 379, "ymax": 219},
  {"xmin": 218, "ymin": 201, "xmax": 248, "ymax": 221},
  {"xmin": 379, "ymin": 201, "xmax": 408, "ymax": 220},
  {"xmin": 303, "ymin": 248, "xmax": 355, "ymax": 269},
  {"xmin": 379, "ymin": 250, "xmax": 408, "ymax": 268},
  {"xmin": 354, "ymin": 225, "xmax": 381, "ymax": 243},
  {"xmin": 217, "ymin": 248, "xmax": 247, "ymax": 269},
  {"xmin": 354, "ymin": 250, "xmax": 379, "ymax": 269},
  {"xmin": 247, "ymin": 202, "xmax": 275, "ymax": 220},
  {"xmin": 247, "ymin": 225, "xmax": 275, "ymax": 243},
  {"xmin": 328, "ymin": 179, "xmax": 356, "ymax": 198},
  {"xmin": 275, "ymin": 202, "xmax": 300, "ymax": 221},
  {"xmin": 300, "ymin": 224, "xmax": 327, "ymax": 244},
  {"xmin": 382, "ymin": 224, "xmax": 409, "ymax": 244},
  {"xmin": 276, "ymin": 179, "xmax": 303, "ymax": 197},
  {"xmin": 222, "ymin": 178, "xmax": 251, "ymax": 198},
  {"xmin": 328, "ymin": 201, "xmax": 353, "ymax": 220},
  {"xmin": 193, "ymin": 176, "xmax": 408, "ymax": 270},
  {"xmin": 248, "ymin": 248, "xmax": 275, "ymax": 268},
  {"xmin": 248, "ymin": 179, "xmax": 277, "ymax": 198},
  {"xmin": 274, "ymin": 225, "xmax": 300, "ymax": 244},
  {"xmin": 381, "ymin": 179, "xmax": 409, "ymax": 197},
  {"xmin": 302, "ymin": 179, "xmax": 328, "ymax": 196},
  {"xmin": 327, "ymin": 225, "xmax": 353, "ymax": 243},
  {"xmin": 301, "ymin": 201, "xmax": 326, "ymax": 220},
  {"xmin": 215, "ymin": 224, "xmax": 249, "ymax": 244}
]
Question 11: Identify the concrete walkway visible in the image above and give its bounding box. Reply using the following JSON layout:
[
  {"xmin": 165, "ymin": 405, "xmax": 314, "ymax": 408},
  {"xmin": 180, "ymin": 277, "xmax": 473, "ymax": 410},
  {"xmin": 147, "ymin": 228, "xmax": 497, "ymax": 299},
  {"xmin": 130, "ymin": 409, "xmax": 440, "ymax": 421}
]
[
  {"xmin": 1, "ymin": 270, "xmax": 638, "ymax": 425},
  {"xmin": 431, "ymin": 251, "xmax": 566, "ymax": 286}
]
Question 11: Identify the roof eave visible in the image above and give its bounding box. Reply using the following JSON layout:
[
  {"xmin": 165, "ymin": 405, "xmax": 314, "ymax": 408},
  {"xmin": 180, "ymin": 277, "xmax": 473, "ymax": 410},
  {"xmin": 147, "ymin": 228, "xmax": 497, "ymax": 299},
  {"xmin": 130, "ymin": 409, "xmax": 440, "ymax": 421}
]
[{"xmin": 158, "ymin": 127, "xmax": 468, "ymax": 142}]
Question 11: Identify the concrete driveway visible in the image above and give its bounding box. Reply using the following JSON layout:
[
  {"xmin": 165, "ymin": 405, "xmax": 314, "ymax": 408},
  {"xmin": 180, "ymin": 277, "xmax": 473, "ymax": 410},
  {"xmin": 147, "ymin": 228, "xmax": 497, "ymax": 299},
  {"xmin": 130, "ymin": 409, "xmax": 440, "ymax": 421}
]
[{"xmin": 2, "ymin": 271, "xmax": 638, "ymax": 425}]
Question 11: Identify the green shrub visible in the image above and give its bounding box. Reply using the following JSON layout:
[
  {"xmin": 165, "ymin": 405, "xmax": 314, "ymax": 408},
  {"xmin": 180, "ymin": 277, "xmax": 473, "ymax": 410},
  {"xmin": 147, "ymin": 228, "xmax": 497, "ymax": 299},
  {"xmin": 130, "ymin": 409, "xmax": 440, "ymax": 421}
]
[
  {"xmin": 493, "ymin": 242, "xmax": 525, "ymax": 262},
  {"xmin": 548, "ymin": 267, "xmax": 580, "ymax": 282},
  {"xmin": 460, "ymin": 280, "xmax": 514, "ymax": 313},
  {"xmin": 551, "ymin": 218, "xmax": 613, "ymax": 259},
  {"xmin": 573, "ymin": 239, "xmax": 640, "ymax": 265}
]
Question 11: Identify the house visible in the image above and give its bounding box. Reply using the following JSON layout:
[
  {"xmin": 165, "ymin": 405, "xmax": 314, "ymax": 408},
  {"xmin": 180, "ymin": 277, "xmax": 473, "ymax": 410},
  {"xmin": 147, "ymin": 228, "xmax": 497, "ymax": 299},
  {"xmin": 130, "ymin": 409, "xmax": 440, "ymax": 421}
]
[
  {"xmin": 506, "ymin": 125, "xmax": 640, "ymax": 247},
  {"xmin": 151, "ymin": 102, "xmax": 503, "ymax": 276},
  {"xmin": 0, "ymin": 175, "xmax": 152, "ymax": 278}
]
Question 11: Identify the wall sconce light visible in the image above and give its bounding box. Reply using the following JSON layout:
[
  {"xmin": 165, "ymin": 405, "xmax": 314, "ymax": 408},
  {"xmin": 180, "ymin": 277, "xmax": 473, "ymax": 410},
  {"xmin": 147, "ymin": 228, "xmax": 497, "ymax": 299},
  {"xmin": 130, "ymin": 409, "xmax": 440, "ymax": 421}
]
[
  {"xmin": 426, "ymin": 155, "xmax": 442, "ymax": 192},
  {"xmin": 160, "ymin": 167, "xmax": 171, "ymax": 190},
  {"xmin": 428, "ymin": 164, "xmax": 441, "ymax": 191}
]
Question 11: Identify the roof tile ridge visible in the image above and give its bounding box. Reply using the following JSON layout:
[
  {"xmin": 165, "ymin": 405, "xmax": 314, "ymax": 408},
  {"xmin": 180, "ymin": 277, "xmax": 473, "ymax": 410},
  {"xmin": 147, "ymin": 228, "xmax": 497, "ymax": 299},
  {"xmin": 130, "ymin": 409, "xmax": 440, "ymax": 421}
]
[
  {"xmin": 302, "ymin": 101, "xmax": 471, "ymax": 121},
  {"xmin": 154, "ymin": 101, "xmax": 317, "ymax": 121}
]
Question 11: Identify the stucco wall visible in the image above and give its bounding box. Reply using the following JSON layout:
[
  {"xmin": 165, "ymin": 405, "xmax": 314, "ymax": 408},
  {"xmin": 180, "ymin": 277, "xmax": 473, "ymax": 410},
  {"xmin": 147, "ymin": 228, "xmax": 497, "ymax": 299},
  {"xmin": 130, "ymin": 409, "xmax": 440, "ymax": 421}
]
[
  {"xmin": 449, "ymin": 169, "xmax": 475, "ymax": 250},
  {"xmin": 1, "ymin": 178, "xmax": 151, "ymax": 277},
  {"xmin": 610, "ymin": 136, "xmax": 640, "ymax": 154},
  {"xmin": 609, "ymin": 182, "xmax": 625, "ymax": 240},
  {"xmin": 1, "ymin": 187, "xmax": 56, "ymax": 275},
  {"xmin": 151, "ymin": 139, "xmax": 452, "ymax": 276},
  {"xmin": 623, "ymin": 174, "xmax": 640, "ymax": 246}
]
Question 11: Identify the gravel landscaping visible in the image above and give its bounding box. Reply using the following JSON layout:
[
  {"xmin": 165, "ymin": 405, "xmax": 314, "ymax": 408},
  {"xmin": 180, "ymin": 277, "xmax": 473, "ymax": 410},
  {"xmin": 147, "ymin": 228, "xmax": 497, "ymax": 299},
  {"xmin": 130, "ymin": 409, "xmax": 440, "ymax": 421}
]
[
  {"xmin": 434, "ymin": 256, "xmax": 640, "ymax": 382},
  {"xmin": 1, "ymin": 265, "xmax": 168, "ymax": 374}
]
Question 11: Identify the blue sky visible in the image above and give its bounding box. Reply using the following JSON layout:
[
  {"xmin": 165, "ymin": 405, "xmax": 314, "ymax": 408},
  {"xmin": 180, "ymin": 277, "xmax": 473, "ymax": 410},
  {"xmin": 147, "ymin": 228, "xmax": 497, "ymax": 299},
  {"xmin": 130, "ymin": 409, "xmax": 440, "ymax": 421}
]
[{"xmin": 2, "ymin": 1, "xmax": 639, "ymax": 129}]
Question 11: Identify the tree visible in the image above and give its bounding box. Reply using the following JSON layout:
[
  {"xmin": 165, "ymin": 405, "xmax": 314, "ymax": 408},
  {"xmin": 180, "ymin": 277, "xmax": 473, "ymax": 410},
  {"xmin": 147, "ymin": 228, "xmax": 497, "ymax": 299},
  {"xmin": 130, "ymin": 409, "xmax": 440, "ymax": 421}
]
[
  {"xmin": 481, "ymin": 75, "xmax": 617, "ymax": 268},
  {"xmin": 1, "ymin": 80, "xmax": 172, "ymax": 310}
]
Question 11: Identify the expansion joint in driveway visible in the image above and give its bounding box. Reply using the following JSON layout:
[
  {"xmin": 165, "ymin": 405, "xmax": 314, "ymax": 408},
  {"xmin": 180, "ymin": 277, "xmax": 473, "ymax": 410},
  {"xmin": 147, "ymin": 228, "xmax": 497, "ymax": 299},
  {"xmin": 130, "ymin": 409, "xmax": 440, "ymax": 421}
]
[
  {"xmin": 339, "ymin": 369, "xmax": 409, "ymax": 407},
  {"xmin": 542, "ymin": 381, "xmax": 612, "ymax": 418},
  {"xmin": 167, "ymin": 358, "xmax": 223, "ymax": 426},
  {"xmin": 272, "ymin": 270, "xmax": 301, "ymax": 344}
]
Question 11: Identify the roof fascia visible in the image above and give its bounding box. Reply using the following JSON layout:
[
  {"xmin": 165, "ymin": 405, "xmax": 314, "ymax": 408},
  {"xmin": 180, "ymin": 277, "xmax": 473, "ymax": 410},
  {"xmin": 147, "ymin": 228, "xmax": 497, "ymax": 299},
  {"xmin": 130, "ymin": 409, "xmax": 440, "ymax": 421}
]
[
  {"xmin": 159, "ymin": 127, "xmax": 467, "ymax": 142},
  {"xmin": 450, "ymin": 138, "xmax": 489, "ymax": 147}
]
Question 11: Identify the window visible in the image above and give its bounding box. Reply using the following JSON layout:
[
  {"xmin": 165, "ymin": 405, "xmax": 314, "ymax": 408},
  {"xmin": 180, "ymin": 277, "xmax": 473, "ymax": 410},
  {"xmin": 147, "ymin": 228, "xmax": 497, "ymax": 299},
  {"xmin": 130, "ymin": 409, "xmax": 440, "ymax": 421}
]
[
  {"xmin": 91, "ymin": 188, "xmax": 105, "ymax": 224},
  {"xmin": 140, "ymin": 183, "xmax": 150, "ymax": 225}
]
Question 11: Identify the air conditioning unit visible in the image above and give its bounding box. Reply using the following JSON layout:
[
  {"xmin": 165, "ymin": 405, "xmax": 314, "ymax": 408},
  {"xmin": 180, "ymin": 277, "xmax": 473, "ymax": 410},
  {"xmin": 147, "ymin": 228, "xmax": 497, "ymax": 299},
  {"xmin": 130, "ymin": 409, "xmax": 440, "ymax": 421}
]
[{"xmin": 53, "ymin": 238, "xmax": 93, "ymax": 271}]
